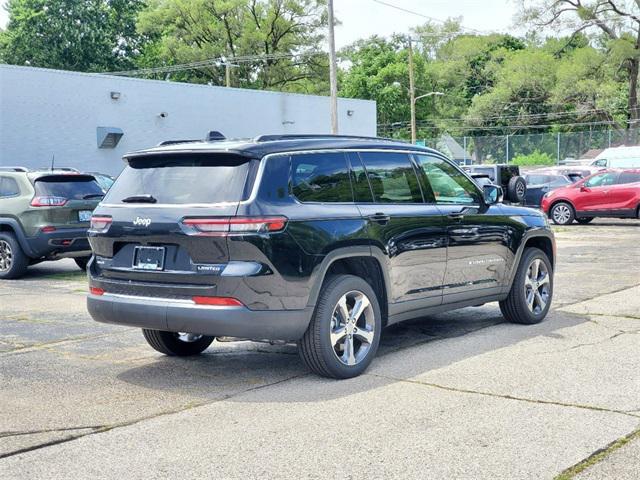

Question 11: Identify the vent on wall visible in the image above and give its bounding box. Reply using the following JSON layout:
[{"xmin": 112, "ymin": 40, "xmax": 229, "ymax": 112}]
[{"xmin": 97, "ymin": 127, "xmax": 124, "ymax": 149}]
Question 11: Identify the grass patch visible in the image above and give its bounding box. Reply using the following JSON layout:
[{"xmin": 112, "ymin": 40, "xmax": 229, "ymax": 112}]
[
  {"xmin": 43, "ymin": 271, "xmax": 87, "ymax": 282},
  {"xmin": 555, "ymin": 427, "xmax": 640, "ymax": 479}
]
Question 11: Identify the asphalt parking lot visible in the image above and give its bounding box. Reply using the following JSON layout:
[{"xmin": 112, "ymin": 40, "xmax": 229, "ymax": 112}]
[{"xmin": 1, "ymin": 219, "xmax": 639, "ymax": 479}]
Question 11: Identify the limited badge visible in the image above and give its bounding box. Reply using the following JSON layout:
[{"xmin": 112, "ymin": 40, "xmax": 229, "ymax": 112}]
[{"xmin": 195, "ymin": 264, "xmax": 224, "ymax": 274}]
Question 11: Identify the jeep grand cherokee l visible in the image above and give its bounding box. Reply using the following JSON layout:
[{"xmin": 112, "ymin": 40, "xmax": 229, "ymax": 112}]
[{"xmin": 87, "ymin": 135, "xmax": 555, "ymax": 379}]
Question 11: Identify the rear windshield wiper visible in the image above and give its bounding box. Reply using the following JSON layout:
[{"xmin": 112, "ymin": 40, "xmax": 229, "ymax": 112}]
[
  {"xmin": 121, "ymin": 194, "xmax": 157, "ymax": 204},
  {"xmin": 83, "ymin": 194, "xmax": 105, "ymax": 199}
]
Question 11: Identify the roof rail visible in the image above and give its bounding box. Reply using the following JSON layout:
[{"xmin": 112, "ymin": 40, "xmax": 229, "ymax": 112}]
[
  {"xmin": 0, "ymin": 166, "xmax": 29, "ymax": 172},
  {"xmin": 253, "ymin": 134, "xmax": 404, "ymax": 143}
]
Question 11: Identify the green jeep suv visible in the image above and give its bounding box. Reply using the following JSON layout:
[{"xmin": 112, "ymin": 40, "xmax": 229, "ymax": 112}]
[{"xmin": 0, "ymin": 167, "xmax": 104, "ymax": 279}]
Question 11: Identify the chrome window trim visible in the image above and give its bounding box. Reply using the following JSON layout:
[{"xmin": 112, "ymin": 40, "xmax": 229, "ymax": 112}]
[{"xmin": 100, "ymin": 148, "xmax": 447, "ymax": 209}]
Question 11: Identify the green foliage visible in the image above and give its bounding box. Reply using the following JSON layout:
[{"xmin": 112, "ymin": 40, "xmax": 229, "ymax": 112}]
[
  {"xmin": 511, "ymin": 150, "xmax": 555, "ymax": 166},
  {"xmin": 136, "ymin": 0, "xmax": 329, "ymax": 91},
  {"xmin": 0, "ymin": 0, "xmax": 145, "ymax": 71}
]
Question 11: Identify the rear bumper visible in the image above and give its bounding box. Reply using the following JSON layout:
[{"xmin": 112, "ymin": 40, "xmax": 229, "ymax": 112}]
[
  {"xmin": 87, "ymin": 293, "xmax": 313, "ymax": 342},
  {"xmin": 25, "ymin": 228, "xmax": 91, "ymax": 258}
]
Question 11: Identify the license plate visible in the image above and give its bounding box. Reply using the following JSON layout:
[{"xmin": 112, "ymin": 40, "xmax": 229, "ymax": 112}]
[
  {"xmin": 133, "ymin": 246, "xmax": 165, "ymax": 271},
  {"xmin": 78, "ymin": 210, "xmax": 93, "ymax": 222}
]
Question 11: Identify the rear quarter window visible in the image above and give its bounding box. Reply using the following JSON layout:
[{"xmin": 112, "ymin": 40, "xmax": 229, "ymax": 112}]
[
  {"xmin": 104, "ymin": 154, "xmax": 252, "ymax": 204},
  {"xmin": 0, "ymin": 177, "xmax": 20, "ymax": 197}
]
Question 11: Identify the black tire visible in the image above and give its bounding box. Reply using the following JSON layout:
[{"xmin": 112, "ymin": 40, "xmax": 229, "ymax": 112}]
[
  {"xmin": 500, "ymin": 247, "xmax": 553, "ymax": 325},
  {"xmin": 299, "ymin": 275, "xmax": 382, "ymax": 379},
  {"xmin": 142, "ymin": 329, "xmax": 215, "ymax": 356},
  {"xmin": 576, "ymin": 217, "xmax": 594, "ymax": 225},
  {"xmin": 0, "ymin": 232, "xmax": 29, "ymax": 280},
  {"xmin": 74, "ymin": 256, "xmax": 90, "ymax": 270},
  {"xmin": 507, "ymin": 176, "xmax": 527, "ymax": 203},
  {"xmin": 549, "ymin": 201, "xmax": 575, "ymax": 225}
]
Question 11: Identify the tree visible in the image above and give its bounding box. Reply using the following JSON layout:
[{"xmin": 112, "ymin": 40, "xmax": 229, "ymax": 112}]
[
  {"xmin": 136, "ymin": 0, "xmax": 329, "ymax": 92},
  {"xmin": 519, "ymin": 0, "xmax": 640, "ymax": 137},
  {"xmin": 0, "ymin": 0, "xmax": 145, "ymax": 71}
]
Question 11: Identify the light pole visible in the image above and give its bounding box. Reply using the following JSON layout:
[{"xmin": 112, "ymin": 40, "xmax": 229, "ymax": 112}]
[
  {"xmin": 394, "ymin": 82, "xmax": 443, "ymax": 143},
  {"xmin": 327, "ymin": 0, "xmax": 339, "ymax": 134}
]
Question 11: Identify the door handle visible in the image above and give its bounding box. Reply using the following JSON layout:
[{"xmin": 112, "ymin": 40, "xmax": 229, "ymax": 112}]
[
  {"xmin": 447, "ymin": 212, "xmax": 465, "ymax": 220},
  {"xmin": 368, "ymin": 213, "xmax": 390, "ymax": 225}
]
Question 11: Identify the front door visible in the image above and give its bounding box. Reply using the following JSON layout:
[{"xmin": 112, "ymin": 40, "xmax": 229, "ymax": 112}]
[
  {"xmin": 575, "ymin": 172, "xmax": 619, "ymax": 212},
  {"xmin": 413, "ymin": 154, "xmax": 512, "ymax": 303},
  {"xmin": 348, "ymin": 151, "xmax": 447, "ymax": 309}
]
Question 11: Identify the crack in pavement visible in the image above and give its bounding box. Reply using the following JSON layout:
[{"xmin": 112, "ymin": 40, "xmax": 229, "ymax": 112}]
[
  {"xmin": 0, "ymin": 426, "xmax": 104, "ymax": 439},
  {"xmin": 0, "ymin": 373, "xmax": 307, "ymax": 460},
  {"xmin": 554, "ymin": 426, "xmax": 640, "ymax": 480},
  {"xmin": 367, "ymin": 373, "xmax": 640, "ymax": 419}
]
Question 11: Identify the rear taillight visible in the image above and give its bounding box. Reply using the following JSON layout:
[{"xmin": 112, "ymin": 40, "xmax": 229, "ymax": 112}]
[
  {"xmin": 89, "ymin": 287, "xmax": 105, "ymax": 296},
  {"xmin": 192, "ymin": 296, "xmax": 244, "ymax": 307},
  {"xmin": 31, "ymin": 196, "xmax": 67, "ymax": 207},
  {"xmin": 181, "ymin": 216, "xmax": 287, "ymax": 236},
  {"xmin": 41, "ymin": 226, "xmax": 57, "ymax": 233},
  {"xmin": 90, "ymin": 216, "xmax": 112, "ymax": 232}
]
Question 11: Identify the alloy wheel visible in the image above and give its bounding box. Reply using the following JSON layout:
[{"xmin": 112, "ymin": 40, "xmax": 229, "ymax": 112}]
[
  {"xmin": 524, "ymin": 258, "xmax": 550, "ymax": 315},
  {"xmin": 175, "ymin": 332, "xmax": 204, "ymax": 343},
  {"xmin": 0, "ymin": 240, "xmax": 12, "ymax": 273},
  {"xmin": 552, "ymin": 204, "xmax": 571, "ymax": 224},
  {"xmin": 516, "ymin": 182, "xmax": 526, "ymax": 198},
  {"xmin": 330, "ymin": 290, "xmax": 376, "ymax": 366}
]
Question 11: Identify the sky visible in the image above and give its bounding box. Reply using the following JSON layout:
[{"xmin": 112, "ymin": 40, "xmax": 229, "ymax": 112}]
[{"xmin": 0, "ymin": 0, "xmax": 519, "ymax": 48}]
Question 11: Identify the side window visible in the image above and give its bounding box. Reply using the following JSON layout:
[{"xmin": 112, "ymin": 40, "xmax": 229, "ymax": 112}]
[
  {"xmin": 585, "ymin": 172, "xmax": 618, "ymax": 187},
  {"xmin": 593, "ymin": 159, "xmax": 607, "ymax": 168},
  {"xmin": 358, "ymin": 152, "xmax": 423, "ymax": 203},
  {"xmin": 290, "ymin": 152, "xmax": 353, "ymax": 202},
  {"xmin": 414, "ymin": 155, "xmax": 481, "ymax": 205},
  {"xmin": 618, "ymin": 171, "xmax": 640, "ymax": 184},
  {"xmin": 0, "ymin": 177, "xmax": 20, "ymax": 197}
]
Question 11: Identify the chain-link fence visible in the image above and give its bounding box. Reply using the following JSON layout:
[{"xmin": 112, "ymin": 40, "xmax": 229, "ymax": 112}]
[{"xmin": 415, "ymin": 128, "xmax": 640, "ymax": 164}]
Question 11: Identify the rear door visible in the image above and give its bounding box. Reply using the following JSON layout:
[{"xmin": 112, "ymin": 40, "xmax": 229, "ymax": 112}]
[
  {"xmin": 414, "ymin": 154, "xmax": 511, "ymax": 302},
  {"xmin": 91, "ymin": 153, "xmax": 254, "ymax": 285},
  {"xmin": 608, "ymin": 171, "xmax": 640, "ymax": 211},
  {"xmin": 351, "ymin": 151, "xmax": 447, "ymax": 309}
]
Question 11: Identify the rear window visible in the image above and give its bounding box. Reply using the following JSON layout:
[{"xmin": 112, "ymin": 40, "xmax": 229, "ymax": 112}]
[
  {"xmin": 104, "ymin": 154, "xmax": 252, "ymax": 204},
  {"xmin": 525, "ymin": 175, "xmax": 548, "ymax": 185},
  {"xmin": 290, "ymin": 152, "xmax": 353, "ymax": 202},
  {"xmin": 34, "ymin": 175, "xmax": 104, "ymax": 200}
]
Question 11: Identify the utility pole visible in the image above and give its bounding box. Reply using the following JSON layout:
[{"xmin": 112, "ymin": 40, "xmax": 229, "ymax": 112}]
[
  {"xmin": 408, "ymin": 37, "xmax": 417, "ymax": 144},
  {"xmin": 327, "ymin": 0, "xmax": 339, "ymax": 134},
  {"xmin": 225, "ymin": 64, "xmax": 231, "ymax": 88}
]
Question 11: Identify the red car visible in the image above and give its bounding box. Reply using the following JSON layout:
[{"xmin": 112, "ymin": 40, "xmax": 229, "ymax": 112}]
[{"xmin": 541, "ymin": 169, "xmax": 640, "ymax": 225}]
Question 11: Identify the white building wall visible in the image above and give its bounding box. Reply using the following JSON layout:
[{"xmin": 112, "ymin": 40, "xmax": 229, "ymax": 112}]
[{"xmin": 0, "ymin": 65, "xmax": 376, "ymax": 176}]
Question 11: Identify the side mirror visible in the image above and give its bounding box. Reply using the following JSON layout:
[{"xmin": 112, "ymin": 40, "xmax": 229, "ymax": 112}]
[
  {"xmin": 483, "ymin": 184, "xmax": 503, "ymax": 205},
  {"xmin": 580, "ymin": 186, "xmax": 590, "ymax": 192}
]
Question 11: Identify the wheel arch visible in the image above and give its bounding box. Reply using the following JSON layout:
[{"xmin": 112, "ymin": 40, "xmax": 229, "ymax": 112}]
[
  {"xmin": 548, "ymin": 198, "xmax": 576, "ymax": 216},
  {"xmin": 306, "ymin": 246, "xmax": 391, "ymax": 325},
  {"xmin": 0, "ymin": 217, "xmax": 35, "ymax": 257},
  {"xmin": 505, "ymin": 230, "xmax": 556, "ymax": 289}
]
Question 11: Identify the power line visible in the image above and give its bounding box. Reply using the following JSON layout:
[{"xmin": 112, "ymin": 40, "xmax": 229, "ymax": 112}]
[
  {"xmin": 371, "ymin": 0, "xmax": 486, "ymax": 35},
  {"xmin": 107, "ymin": 51, "xmax": 325, "ymax": 77}
]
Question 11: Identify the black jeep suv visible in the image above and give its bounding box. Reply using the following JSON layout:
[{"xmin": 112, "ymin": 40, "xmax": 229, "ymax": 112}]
[{"xmin": 87, "ymin": 135, "xmax": 555, "ymax": 379}]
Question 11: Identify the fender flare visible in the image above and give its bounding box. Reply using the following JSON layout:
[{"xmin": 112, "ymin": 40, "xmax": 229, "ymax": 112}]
[
  {"xmin": 505, "ymin": 228, "xmax": 556, "ymax": 289},
  {"xmin": 0, "ymin": 217, "xmax": 36, "ymax": 257},
  {"xmin": 305, "ymin": 245, "xmax": 392, "ymax": 309}
]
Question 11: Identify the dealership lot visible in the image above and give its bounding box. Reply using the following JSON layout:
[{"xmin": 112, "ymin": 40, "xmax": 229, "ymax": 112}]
[{"xmin": 1, "ymin": 219, "xmax": 639, "ymax": 479}]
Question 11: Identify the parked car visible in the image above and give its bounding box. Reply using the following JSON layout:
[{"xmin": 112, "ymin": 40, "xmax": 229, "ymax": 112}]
[
  {"xmin": 541, "ymin": 169, "xmax": 640, "ymax": 224},
  {"xmin": 534, "ymin": 166, "xmax": 593, "ymax": 182},
  {"xmin": 86, "ymin": 134, "xmax": 555, "ymax": 379},
  {"xmin": 523, "ymin": 173, "xmax": 572, "ymax": 208},
  {"xmin": 87, "ymin": 172, "xmax": 115, "ymax": 193},
  {"xmin": 0, "ymin": 167, "xmax": 104, "ymax": 278},
  {"xmin": 462, "ymin": 164, "xmax": 527, "ymax": 203},
  {"xmin": 591, "ymin": 146, "xmax": 640, "ymax": 169}
]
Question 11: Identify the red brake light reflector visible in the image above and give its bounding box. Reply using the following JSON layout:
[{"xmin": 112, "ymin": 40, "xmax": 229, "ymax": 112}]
[
  {"xmin": 41, "ymin": 226, "xmax": 56, "ymax": 233},
  {"xmin": 192, "ymin": 296, "xmax": 244, "ymax": 307},
  {"xmin": 90, "ymin": 287, "xmax": 105, "ymax": 296},
  {"xmin": 31, "ymin": 196, "xmax": 67, "ymax": 207}
]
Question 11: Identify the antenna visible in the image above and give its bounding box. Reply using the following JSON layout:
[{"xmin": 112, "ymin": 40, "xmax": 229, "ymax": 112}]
[{"xmin": 50, "ymin": 154, "xmax": 55, "ymax": 171}]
